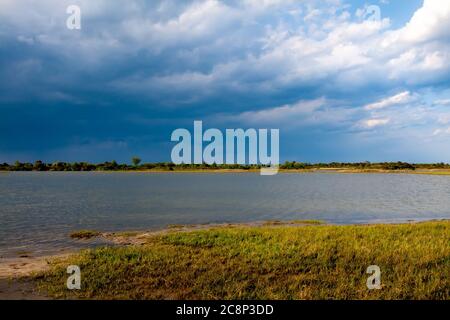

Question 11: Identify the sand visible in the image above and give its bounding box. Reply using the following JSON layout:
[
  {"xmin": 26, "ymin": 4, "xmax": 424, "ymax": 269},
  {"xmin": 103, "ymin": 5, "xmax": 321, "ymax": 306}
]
[{"xmin": 0, "ymin": 254, "xmax": 70, "ymax": 299}]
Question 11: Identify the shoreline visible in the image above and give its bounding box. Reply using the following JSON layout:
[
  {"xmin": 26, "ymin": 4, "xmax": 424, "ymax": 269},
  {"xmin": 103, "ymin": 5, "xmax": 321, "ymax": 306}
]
[
  {"xmin": 0, "ymin": 254, "xmax": 70, "ymax": 300},
  {"xmin": 34, "ymin": 220, "xmax": 450, "ymax": 300},
  {"xmin": 1, "ymin": 218, "xmax": 449, "ymax": 300},
  {"xmin": 2, "ymin": 168, "xmax": 450, "ymax": 175},
  {"xmin": 2, "ymin": 218, "xmax": 449, "ymax": 279}
]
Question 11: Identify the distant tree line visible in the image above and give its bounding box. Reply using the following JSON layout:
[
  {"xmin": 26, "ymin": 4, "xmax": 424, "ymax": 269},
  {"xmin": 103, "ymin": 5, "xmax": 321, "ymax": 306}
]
[
  {"xmin": 280, "ymin": 161, "xmax": 419, "ymax": 170},
  {"xmin": 1, "ymin": 159, "xmax": 450, "ymax": 171},
  {"xmin": 0, "ymin": 160, "xmax": 260, "ymax": 171}
]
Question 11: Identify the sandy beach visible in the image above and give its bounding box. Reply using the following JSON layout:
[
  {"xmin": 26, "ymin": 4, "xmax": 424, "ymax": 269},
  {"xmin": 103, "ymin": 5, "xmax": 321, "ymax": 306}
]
[{"xmin": 0, "ymin": 255, "xmax": 65, "ymax": 300}]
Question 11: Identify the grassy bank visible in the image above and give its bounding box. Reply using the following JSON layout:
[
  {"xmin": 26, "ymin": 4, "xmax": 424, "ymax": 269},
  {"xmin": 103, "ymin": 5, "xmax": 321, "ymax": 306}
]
[{"xmin": 36, "ymin": 221, "xmax": 449, "ymax": 300}]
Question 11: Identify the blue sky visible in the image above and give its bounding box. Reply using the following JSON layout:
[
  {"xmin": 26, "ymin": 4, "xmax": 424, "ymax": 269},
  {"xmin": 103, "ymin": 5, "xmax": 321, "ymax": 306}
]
[{"xmin": 1, "ymin": 0, "xmax": 450, "ymax": 163}]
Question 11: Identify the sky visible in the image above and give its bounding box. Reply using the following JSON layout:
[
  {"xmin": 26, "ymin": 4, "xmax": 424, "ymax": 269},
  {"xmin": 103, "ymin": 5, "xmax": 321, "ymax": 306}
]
[{"xmin": 1, "ymin": 0, "xmax": 450, "ymax": 164}]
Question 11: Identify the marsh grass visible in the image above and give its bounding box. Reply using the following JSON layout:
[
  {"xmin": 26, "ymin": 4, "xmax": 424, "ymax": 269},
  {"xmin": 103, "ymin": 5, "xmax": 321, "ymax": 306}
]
[
  {"xmin": 263, "ymin": 220, "xmax": 323, "ymax": 226},
  {"xmin": 111, "ymin": 231, "xmax": 141, "ymax": 237},
  {"xmin": 39, "ymin": 221, "xmax": 449, "ymax": 300},
  {"xmin": 69, "ymin": 230, "xmax": 101, "ymax": 239}
]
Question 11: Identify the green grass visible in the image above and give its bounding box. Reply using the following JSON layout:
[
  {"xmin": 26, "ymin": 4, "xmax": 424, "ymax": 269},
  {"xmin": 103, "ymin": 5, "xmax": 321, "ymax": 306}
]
[
  {"xmin": 263, "ymin": 219, "xmax": 323, "ymax": 226},
  {"xmin": 112, "ymin": 231, "xmax": 142, "ymax": 237},
  {"xmin": 69, "ymin": 230, "xmax": 101, "ymax": 239},
  {"xmin": 38, "ymin": 221, "xmax": 449, "ymax": 300}
]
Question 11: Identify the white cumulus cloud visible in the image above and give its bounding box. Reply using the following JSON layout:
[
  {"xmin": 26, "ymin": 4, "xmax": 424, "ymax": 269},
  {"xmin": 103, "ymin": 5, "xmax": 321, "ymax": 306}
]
[
  {"xmin": 361, "ymin": 118, "xmax": 390, "ymax": 128},
  {"xmin": 364, "ymin": 91, "xmax": 415, "ymax": 110}
]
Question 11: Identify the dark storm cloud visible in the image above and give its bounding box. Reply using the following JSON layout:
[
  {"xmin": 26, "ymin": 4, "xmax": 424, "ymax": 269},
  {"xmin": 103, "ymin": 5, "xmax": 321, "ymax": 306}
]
[{"xmin": 1, "ymin": 0, "xmax": 450, "ymax": 162}]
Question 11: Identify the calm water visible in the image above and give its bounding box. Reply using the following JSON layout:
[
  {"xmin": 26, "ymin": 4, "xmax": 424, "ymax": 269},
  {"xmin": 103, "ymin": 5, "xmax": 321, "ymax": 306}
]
[{"xmin": 1, "ymin": 172, "xmax": 449, "ymax": 257}]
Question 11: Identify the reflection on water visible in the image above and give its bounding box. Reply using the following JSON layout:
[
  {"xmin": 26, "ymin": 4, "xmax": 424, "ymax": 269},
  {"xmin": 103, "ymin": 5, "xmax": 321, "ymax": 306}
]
[{"xmin": 0, "ymin": 172, "xmax": 449, "ymax": 257}]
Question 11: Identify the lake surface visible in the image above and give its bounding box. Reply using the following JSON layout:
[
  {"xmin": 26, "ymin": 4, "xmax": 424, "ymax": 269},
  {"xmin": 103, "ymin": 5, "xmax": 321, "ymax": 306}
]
[{"xmin": 0, "ymin": 172, "xmax": 449, "ymax": 257}]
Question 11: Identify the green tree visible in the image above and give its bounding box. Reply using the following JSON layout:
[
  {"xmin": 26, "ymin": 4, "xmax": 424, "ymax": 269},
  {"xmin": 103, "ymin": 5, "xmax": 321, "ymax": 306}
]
[
  {"xmin": 132, "ymin": 157, "xmax": 141, "ymax": 167},
  {"xmin": 33, "ymin": 160, "xmax": 46, "ymax": 171}
]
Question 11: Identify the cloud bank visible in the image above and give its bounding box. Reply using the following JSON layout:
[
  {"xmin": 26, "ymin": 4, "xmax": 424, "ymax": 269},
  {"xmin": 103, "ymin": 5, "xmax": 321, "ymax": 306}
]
[{"xmin": 0, "ymin": 0, "xmax": 450, "ymax": 162}]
